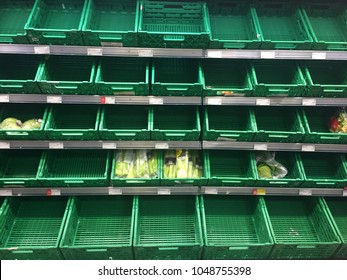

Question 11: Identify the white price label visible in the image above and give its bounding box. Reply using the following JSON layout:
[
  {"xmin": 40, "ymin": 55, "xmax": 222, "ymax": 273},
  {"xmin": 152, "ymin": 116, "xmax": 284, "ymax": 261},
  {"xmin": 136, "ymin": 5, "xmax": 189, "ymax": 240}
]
[
  {"xmin": 0, "ymin": 95, "xmax": 10, "ymax": 102},
  {"xmin": 343, "ymin": 190, "xmax": 347, "ymax": 197},
  {"xmin": 254, "ymin": 144, "xmax": 268, "ymax": 151},
  {"xmin": 299, "ymin": 189, "xmax": 312, "ymax": 196},
  {"xmin": 302, "ymin": 145, "xmax": 315, "ymax": 152},
  {"xmin": 158, "ymin": 188, "xmax": 171, "ymax": 195},
  {"xmin": 0, "ymin": 190, "xmax": 12, "ymax": 196},
  {"xmin": 47, "ymin": 96, "xmax": 62, "ymax": 103},
  {"xmin": 102, "ymin": 143, "xmax": 117, "ymax": 149},
  {"xmin": 109, "ymin": 188, "xmax": 122, "ymax": 195},
  {"xmin": 87, "ymin": 48, "xmax": 103, "ymax": 56},
  {"xmin": 312, "ymin": 52, "xmax": 326, "ymax": 60},
  {"xmin": 261, "ymin": 51, "xmax": 276, "ymax": 59},
  {"xmin": 34, "ymin": 46, "xmax": 50, "ymax": 54},
  {"xmin": 0, "ymin": 142, "xmax": 10, "ymax": 149},
  {"xmin": 50, "ymin": 189, "xmax": 61, "ymax": 196},
  {"xmin": 256, "ymin": 99, "xmax": 271, "ymax": 106},
  {"xmin": 302, "ymin": 99, "xmax": 317, "ymax": 106},
  {"xmin": 149, "ymin": 97, "xmax": 163, "ymax": 105},
  {"xmin": 207, "ymin": 51, "xmax": 223, "ymax": 58},
  {"xmin": 155, "ymin": 143, "xmax": 169, "ymax": 149},
  {"xmin": 207, "ymin": 98, "xmax": 222, "ymax": 105},
  {"xmin": 49, "ymin": 142, "xmax": 64, "ymax": 149},
  {"xmin": 104, "ymin": 97, "xmax": 116, "ymax": 104},
  {"xmin": 205, "ymin": 188, "xmax": 218, "ymax": 195},
  {"xmin": 138, "ymin": 50, "xmax": 153, "ymax": 57}
]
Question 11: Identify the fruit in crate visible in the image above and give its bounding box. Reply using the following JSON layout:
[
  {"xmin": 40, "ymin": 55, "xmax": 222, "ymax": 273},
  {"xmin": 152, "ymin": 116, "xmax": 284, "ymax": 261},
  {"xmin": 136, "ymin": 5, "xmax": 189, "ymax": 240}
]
[
  {"xmin": 0, "ymin": 117, "xmax": 22, "ymax": 129},
  {"xmin": 257, "ymin": 164, "xmax": 272, "ymax": 178},
  {"xmin": 329, "ymin": 107, "xmax": 347, "ymax": 133},
  {"xmin": 22, "ymin": 119, "xmax": 42, "ymax": 130}
]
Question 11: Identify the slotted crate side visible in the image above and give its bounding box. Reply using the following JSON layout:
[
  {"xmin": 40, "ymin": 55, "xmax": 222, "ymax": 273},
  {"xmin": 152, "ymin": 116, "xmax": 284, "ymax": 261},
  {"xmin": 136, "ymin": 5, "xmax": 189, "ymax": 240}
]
[
  {"xmin": 60, "ymin": 196, "xmax": 135, "ymax": 260},
  {"xmin": 138, "ymin": 1, "xmax": 211, "ymax": 48},
  {"xmin": 201, "ymin": 196, "xmax": 274, "ymax": 260},
  {"xmin": 133, "ymin": 196, "xmax": 203, "ymax": 260},
  {"xmin": 26, "ymin": 0, "xmax": 87, "ymax": 45},
  {"xmin": 265, "ymin": 197, "xmax": 341, "ymax": 259},
  {"xmin": 95, "ymin": 57, "xmax": 149, "ymax": 96},
  {"xmin": 82, "ymin": 0, "xmax": 138, "ymax": 46},
  {"xmin": 0, "ymin": 197, "xmax": 70, "ymax": 260}
]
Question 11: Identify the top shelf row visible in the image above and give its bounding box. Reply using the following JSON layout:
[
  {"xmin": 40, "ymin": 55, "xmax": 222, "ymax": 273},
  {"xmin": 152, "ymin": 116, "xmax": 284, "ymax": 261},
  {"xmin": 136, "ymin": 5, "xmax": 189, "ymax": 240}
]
[{"xmin": 1, "ymin": 0, "xmax": 346, "ymax": 51}]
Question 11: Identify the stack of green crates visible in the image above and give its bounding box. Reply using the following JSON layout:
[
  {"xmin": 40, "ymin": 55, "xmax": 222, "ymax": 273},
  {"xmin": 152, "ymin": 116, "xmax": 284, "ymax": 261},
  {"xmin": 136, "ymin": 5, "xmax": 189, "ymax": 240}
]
[{"xmin": 60, "ymin": 196, "xmax": 135, "ymax": 260}]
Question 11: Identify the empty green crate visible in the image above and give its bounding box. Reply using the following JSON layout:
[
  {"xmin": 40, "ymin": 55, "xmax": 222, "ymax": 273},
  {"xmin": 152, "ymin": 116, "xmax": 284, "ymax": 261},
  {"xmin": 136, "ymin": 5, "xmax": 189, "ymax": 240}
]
[
  {"xmin": 138, "ymin": 1, "xmax": 210, "ymax": 48},
  {"xmin": 255, "ymin": 2, "xmax": 312, "ymax": 49},
  {"xmin": 255, "ymin": 152, "xmax": 305, "ymax": 188},
  {"xmin": 253, "ymin": 107, "xmax": 305, "ymax": 142},
  {"xmin": 38, "ymin": 150, "xmax": 111, "ymax": 187},
  {"xmin": 26, "ymin": 0, "xmax": 87, "ymax": 45},
  {"xmin": 82, "ymin": 0, "xmax": 138, "ymax": 46},
  {"xmin": 0, "ymin": 150, "xmax": 42, "ymax": 187},
  {"xmin": 0, "ymin": 104, "xmax": 48, "ymax": 140},
  {"xmin": 152, "ymin": 59, "xmax": 203, "ymax": 96},
  {"xmin": 99, "ymin": 106, "xmax": 150, "ymax": 140},
  {"xmin": 203, "ymin": 106, "xmax": 256, "ymax": 141},
  {"xmin": 251, "ymin": 61, "xmax": 306, "ymax": 96},
  {"xmin": 134, "ymin": 196, "xmax": 203, "ymax": 260},
  {"xmin": 300, "ymin": 153, "xmax": 347, "ymax": 188},
  {"xmin": 302, "ymin": 3, "xmax": 347, "ymax": 50},
  {"xmin": 0, "ymin": 54, "xmax": 42, "ymax": 94},
  {"xmin": 152, "ymin": 106, "xmax": 201, "ymax": 140},
  {"xmin": 203, "ymin": 59, "xmax": 254, "ymax": 96},
  {"xmin": 207, "ymin": 150, "xmax": 257, "ymax": 186},
  {"xmin": 45, "ymin": 105, "xmax": 101, "ymax": 140},
  {"xmin": 0, "ymin": 0, "xmax": 34, "ymax": 44},
  {"xmin": 302, "ymin": 107, "xmax": 347, "ymax": 144},
  {"xmin": 95, "ymin": 57, "xmax": 149, "ymax": 96},
  {"xmin": 321, "ymin": 197, "xmax": 347, "ymax": 259},
  {"xmin": 0, "ymin": 197, "xmax": 69, "ymax": 260},
  {"xmin": 265, "ymin": 197, "xmax": 341, "ymax": 259},
  {"xmin": 60, "ymin": 196, "xmax": 135, "ymax": 260},
  {"xmin": 37, "ymin": 56, "xmax": 96, "ymax": 94},
  {"xmin": 303, "ymin": 61, "xmax": 347, "ymax": 97},
  {"xmin": 208, "ymin": 1, "xmax": 261, "ymax": 49}
]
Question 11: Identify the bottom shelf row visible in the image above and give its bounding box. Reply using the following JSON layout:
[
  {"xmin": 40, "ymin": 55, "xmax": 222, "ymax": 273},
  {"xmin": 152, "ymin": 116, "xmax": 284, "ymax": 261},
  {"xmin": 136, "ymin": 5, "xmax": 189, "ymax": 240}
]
[{"xmin": 0, "ymin": 195, "xmax": 346, "ymax": 260}]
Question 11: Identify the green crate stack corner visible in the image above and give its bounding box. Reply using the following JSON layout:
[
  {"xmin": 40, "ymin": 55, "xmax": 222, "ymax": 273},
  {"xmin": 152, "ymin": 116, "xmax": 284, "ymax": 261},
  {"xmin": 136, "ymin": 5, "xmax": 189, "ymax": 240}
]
[
  {"xmin": 138, "ymin": 1, "xmax": 211, "ymax": 48},
  {"xmin": 206, "ymin": 150, "xmax": 257, "ymax": 187},
  {"xmin": 133, "ymin": 195, "xmax": 203, "ymax": 260},
  {"xmin": 0, "ymin": 150, "xmax": 43, "ymax": 187},
  {"xmin": 301, "ymin": 107, "xmax": 347, "ymax": 144},
  {"xmin": 82, "ymin": 0, "xmax": 139, "ymax": 47},
  {"xmin": 95, "ymin": 57, "xmax": 149, "ymax": 96},
  {"xmin": 264, "ymin": 196, "xmax": 341, "ymax": 259},
  {"xmin": 60, "ymin": 196, "xmax": 135, "ymax": 260},
  {"xmin": 252, "ymin": 106, "xmax": 305, "ymax": 142},
  {"xmin": 203, "ymin": 59, "xmax": 254, "ymax": 96},
  {"xmin": 99, "ymin": 105, "xmax": 151, "ymax": 140},
  {"xmin": 203, "ymin": 106, "xmax": 256, "ymax": 141},
  {"xmin": 0, "ymin": 54, "xmax": 42, "ymax": 94},
  {"xmin": 37, "ymin": 55, "xmax": 97, "ymax": 94},
  {"xmin": 25, "ymin": 0, "xmax": 87, "ymax": 45},
  {"xmin": 208, "ymin": 1, "xmax": 262, "ymax": 49},
  {"xmin": 37, "ymin": 150, "xmax": 111, "ymax": 187},
  {"xmin": 301, "ymin": 2, "xmax": 347, "ymax": 51},
  {"xmin": 44, "ymin": 104, "xmax": 101, "ymax": 140},
  {"xmin": 0, "ymin": 197, "xmax": 70, "ymax": 260},
  {"xmin": 201, "ymin": 195, "xmax": 274, "ymax": 260},
  {"xmin": 151, "ymin": 58, "xmax": 203, "ymax": 96},
  {"xmin": 0, "ymin": 103, "xmax": 48, "ymax": 140}
]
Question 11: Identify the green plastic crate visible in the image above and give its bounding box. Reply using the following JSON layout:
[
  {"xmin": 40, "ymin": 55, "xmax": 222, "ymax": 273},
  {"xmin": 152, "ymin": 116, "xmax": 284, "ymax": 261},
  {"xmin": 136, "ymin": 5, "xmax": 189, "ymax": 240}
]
[
  {"xmin": 152, "ymin": 106, "xmax": 201, "ymax": 140},
  {"xmin": 0, "ymin": 197, "xmax": 69, "ymax": 260},
  {"xmin": 26, "ymin": 0, "xmax": 87, "ymax": 45},
  {"xmin": 255, "ymin": 2, "xmax": 313, "ymax": 49},
  {"xmin": 303, "ymin": 61, "xmax": 347, "ymax": 97},
  {"xmin": 82, "ymin": 0, "xmax": 138, "ymax": 46},
  {"xmin": 302, "ymin": 107, "xmax": 347, "ymax": 144},
  {"xmin": 321, "ymin": 197, "xmax": 347, "ymax": 259},
  {"xmin": 138, "ymin": 1, "xmax": 210, "ymax": 48},
  {"xmin": 251, "ymin": 61, "xmax": 306, "ymax": 96},
  {"xmin": 0, "ymin": 54, "xmax": 42, "ymax": 94},
  {"xmin": 253, "ymin": 107, "xmax": 305, "ymax": 142},
  {"xmin": 152, "ymin": 59, "xmax": 203, "ymax": 96},
  {"xmin": 134, "ymin": 196, "xmax": 203, "ymax": 260},
  {"xmin": 0, "ymin": 150, "xmax": 42, "ymax": 187},
  {"xmin": 0, "ymin": 104, "xmax": 48, "ymax": 140},
  {"xmin": 99, "ymin": 106, "xmax": 151, "ymax": 140},
  {"xmin": 207, "ymin": 150, "xmax": 257, "ymax": 187},
  {"xmin": 255, "ymin": 152, "xmax": 305, "ymax": 188},
  {"xmin": 60, "ymin": 196, "xmax": 135, "ymax": 260},
  {"xmin": 37, "ymin": 56, "xmax": 96, "ymax": 94},
  {"xmin": 95, "ymin": 57, "xmax": 149, "ymax": 96},
  {"xmin": 44, "ymin": 105, "xmax": 101, "ymax": 140},
  {"xmin": 265, "ymin": 196, "xmax": 341, "ymax": 259},
  {"xmin": 201, "ymin": 196, "xmax": 274, "ymax": 260},
  {"xmin": 208, "ymin": 1, "xmax": 261, "ymax": 49},
  {"xmin": 300, "ymin": 153, "xmax": 347, "ymax": 188},
  {"xmin": 203, "ymin": 106, "xmax": 256, "ymax": 141},
  {"xmin": 203, "ymin": 59, "xmax": 254, "ymax": 96},
  {"xmin": 302, "ymin": 3, "xmax": 347, "ymax": 50},
  {"xmin": 0, "ymin": 0, "xmax": 34, "ymax": 44},
  {"xmin": 38, "ymin": 150, "xmax": 111, "ymax": 187}
]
